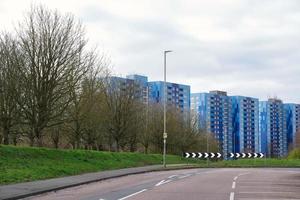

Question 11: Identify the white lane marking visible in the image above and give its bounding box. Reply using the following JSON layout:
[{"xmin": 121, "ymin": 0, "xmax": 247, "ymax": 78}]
[
  {"xmin": 168, "ymin": 175, "xmax": 177, "ymax": 179},
  {"xmin": 232, "ymin": 181, "xmax": 236, "ymax": 189},
  {"xmin": 118, "ymin": 189, "xmax": 147, "ymax": 200},
  {"xmin": 155, "ymin": 179, "xmax": 171, "ymax": 186},
  {"xmin": 233, "ymin": 176, "xmax": 238, "ymax": 181},
  {"xmin": 230, "ymin": 192, "xmax": 234, "ymax": 200},
  {"xmin": 178, "ymin": 174, "xmax": 192, "ymax": 179}
]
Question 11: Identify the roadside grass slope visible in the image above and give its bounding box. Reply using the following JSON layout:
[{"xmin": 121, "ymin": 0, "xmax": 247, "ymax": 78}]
[
  {"xmin": 1, "ymin": 145, "xmax": 300, "ymax": 185},
  {"xmin": 0, "ymin": 145, "xmax": 194, "ymax": 185}
]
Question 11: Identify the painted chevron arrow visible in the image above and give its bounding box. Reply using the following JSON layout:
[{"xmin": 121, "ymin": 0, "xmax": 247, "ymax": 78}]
[
  {"xmin": 183, "ymin": 152, "xmax": 223, "ymax": 159},
  {"xmin": 227, "ymin": 153, "xmax": 265, "ymax": 159}
]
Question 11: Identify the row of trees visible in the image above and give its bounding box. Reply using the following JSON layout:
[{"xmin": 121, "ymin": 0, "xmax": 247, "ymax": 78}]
[{"xmin": 0, "ymin": 5, "xmax": 219, "ymax": 155}]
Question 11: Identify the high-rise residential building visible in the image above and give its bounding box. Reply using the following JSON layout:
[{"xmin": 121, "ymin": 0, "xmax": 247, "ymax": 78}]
[
  {"xmin": 109, "ymin": 74, "xmax": 149, "ymax": 104},
  {"xmin": 284, "ymin": 103, "xmax": 300, "ymax": 150},
  {"xmin": 259, "ymin": 99, "xmax": 288, "ymax": 158},
  {"xmin": 148, "ymin": 81, "xmax": 190, "ymax": 115},
  {"xmin": 191, "ymin": 91, "xmax": 233, "ymax": 158},
  {"xmin": 126, "ymin": 74, "xmax": 148, "ymax": 104},
  {"xmin": 231, "ymin": 96, "xmax": 259, "ymax": 154}
]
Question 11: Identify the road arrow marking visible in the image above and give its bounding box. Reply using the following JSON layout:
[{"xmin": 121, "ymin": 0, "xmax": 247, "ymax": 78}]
[
  {"xmin": 178, "ymin": 174, "xmax": 192, "ymax": 179},
  {"xmin": 155, "ymin": 179, "xmax": 171, "ymax": 186}
]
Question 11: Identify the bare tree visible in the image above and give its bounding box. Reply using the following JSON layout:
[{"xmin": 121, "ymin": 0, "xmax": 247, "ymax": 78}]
[
  {"xmin": 0, "ymin": 34, "xmax": 22, "ymax": 145},
  {"xmin": 17, "ymin": 6, "xmax": 93, "ymax": 146},
  {"xmin": 103, "ymin": 78, "xmax": 140, "ymax": 152},
  {"xmin": 66, "ymin": 56, "xmax": 109, "ymax": 149}
]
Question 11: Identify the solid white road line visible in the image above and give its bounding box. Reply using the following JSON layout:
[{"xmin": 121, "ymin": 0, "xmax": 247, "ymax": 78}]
[
  {"xmin": 155, "ymin": 179, "xmax": 171, "ymax": 186},
  {"xmin": 230, "ymin": 192, "xmax": 235, "ymax": 200},
  {"xmin": 168, "ymin": 175, "xmax": 177, "ymax": 179},
  {"xmin": 232, "ymin": 181, "xmax": 236, "ymax": 189},
  {"xmin": 118, "ymin": 189, "xmax": 147, "ymax": 200}
]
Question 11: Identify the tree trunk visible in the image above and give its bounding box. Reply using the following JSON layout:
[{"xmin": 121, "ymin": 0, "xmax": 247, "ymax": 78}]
[
  {"xmin": 3, "ymin": 125, "xmax": 9, "ymax": 145},
  {"xmin": 144, "ymin": 145, "xmax": 149, "ymax": 154},
  {"xmin": 35, "ymin": 128, "xmax": 43, "ymax": 147}
]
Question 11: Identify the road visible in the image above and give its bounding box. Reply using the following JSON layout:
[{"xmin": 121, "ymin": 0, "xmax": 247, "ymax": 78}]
[{"xmin": 28, "ymin": 168, "xmax": 300, "ymax": 200}]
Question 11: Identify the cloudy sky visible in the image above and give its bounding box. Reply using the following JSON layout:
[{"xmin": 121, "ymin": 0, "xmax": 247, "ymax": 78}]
[{"xmin": 1, "ymin": 0, "xmax": 300, "ymax": 103}]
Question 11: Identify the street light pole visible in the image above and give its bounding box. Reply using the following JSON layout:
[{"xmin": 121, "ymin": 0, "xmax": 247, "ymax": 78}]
[{"xmin": 163, "ymin": 50, "xmax": 172, "ymax": 168}]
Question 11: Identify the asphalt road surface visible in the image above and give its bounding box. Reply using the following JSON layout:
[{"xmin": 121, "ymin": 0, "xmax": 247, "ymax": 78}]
[{"xmin": 28, "ymin": 168, "xmax": 300, "ymax": 200}]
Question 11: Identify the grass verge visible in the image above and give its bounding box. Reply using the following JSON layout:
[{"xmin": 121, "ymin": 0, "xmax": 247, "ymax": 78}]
[
  {"xmin": 1, "ymin": 145, "xmax": 300, "ymax": 185},
  {"xmin": 0, "ymin": 145, "xmax": 199, "ymax": 185}
]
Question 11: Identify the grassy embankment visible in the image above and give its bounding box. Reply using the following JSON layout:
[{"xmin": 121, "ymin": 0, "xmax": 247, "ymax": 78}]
[
  {"xmin": 0, "ymin": 145, "xmax": 200, "ymax": 185},
  {"xmin": 1, "ymin": 145, "xmax": 300, "ymax": 185}
]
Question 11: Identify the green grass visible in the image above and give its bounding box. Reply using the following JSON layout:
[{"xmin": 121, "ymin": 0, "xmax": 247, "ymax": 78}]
[
  {"xmin": 0, "ymin": 145, "xmax": 197, "ymax": 185},
  {"xmin": 1, "ymin": 145, "xmax": 300, "ymax": 185},
  {"xmin": 288, "ymin": 148, "xmax": 300, "ymax": 159}
]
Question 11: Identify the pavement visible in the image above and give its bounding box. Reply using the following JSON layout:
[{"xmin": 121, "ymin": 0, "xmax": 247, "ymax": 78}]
[
  {"xmin": 25, "ymin": 168, "xmax": 300, "ymax": 200},
  {"xmin": 0, "ymin": 164, "xmax": 198, "ymax": 200}
]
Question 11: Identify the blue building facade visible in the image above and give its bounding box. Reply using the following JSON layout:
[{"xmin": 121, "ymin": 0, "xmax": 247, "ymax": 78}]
[
  {"xmin": 284, "ymin": 104, "xmax": 300, "ymax": 151},
  {"xmin": 231, "ymin": 96, "xmax": 259, "ymax": 154},
  {"xmin": 259, "ymin": 99, "xmax": 288, "ymax": 158},
  {"xmin": 191, "ymin": 91, "xmax": 233, "ymax": 157},
  {"xmin": 109, "ymin": 74, "xmax": 149, "ymax": 104},
  {"xmin": 148, "ymin": 81, "xmax": 190, "ymax": 114},
  {"xmin": 126, "ymin": 74, "xmax": 148, "ymax": 104}
]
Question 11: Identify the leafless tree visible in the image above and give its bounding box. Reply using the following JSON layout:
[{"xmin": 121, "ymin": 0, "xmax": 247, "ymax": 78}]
[
  {"xmin": 0, "ymin": 33, "xmax": 22, "ymax": 145},
  {"xmin": 17, "ymin": 6, "xmax": 93, "ymax": 146},
  {"xmin": 103, "ymin": 78, "xmax": 140, "ymax": 152},
  {"xmin": 66, "ymin": 55, "xmax": 109, "ymax": 149}
]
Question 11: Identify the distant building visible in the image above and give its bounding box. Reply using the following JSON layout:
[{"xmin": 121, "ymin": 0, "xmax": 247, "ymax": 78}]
[
  {"xmin": 259, "ymin": 99, "xmax": 288, "ymax": 158},
  {"xmin": 148, "ymin": 81, "xmax": 190, "ymax": 115},
  {"xmin": 191, "ymin": 91, "xmax": 233, "ymax": 158},
  {"xmin": 126, "ymin": 74, "xmax": 148, "ymax": 104},
  {"xmin": 284, "ymin": 103, "xmax": 300, "ymax": 150},
  {"xmin": 109, "ymin": 74, "xmax": 149, "ymax": 104},
  {"xmin": 231, "ymin": 96, "xmax": 259, "ymax": 154}
]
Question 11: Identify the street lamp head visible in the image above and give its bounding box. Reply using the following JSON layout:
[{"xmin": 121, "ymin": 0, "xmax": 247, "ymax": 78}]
[{"xmin": 164, "ymin": 50, "xmax": 172, "ymax": 54}]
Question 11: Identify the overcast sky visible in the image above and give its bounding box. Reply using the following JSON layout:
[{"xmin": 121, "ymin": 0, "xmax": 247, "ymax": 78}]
[{"xmin": 1, "ymin": 0, "xmax": 300, "ymax": 103}]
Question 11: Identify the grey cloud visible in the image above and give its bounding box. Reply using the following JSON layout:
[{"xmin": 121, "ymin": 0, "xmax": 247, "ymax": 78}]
[{"xmin": 78, "ymin": 1, "xmax": 300, "ymax": 103}]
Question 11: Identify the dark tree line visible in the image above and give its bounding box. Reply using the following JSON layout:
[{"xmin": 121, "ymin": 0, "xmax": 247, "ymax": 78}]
[{"xmin": 0, "ymin": 5, "xmax": 218, "ymax": 155}]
